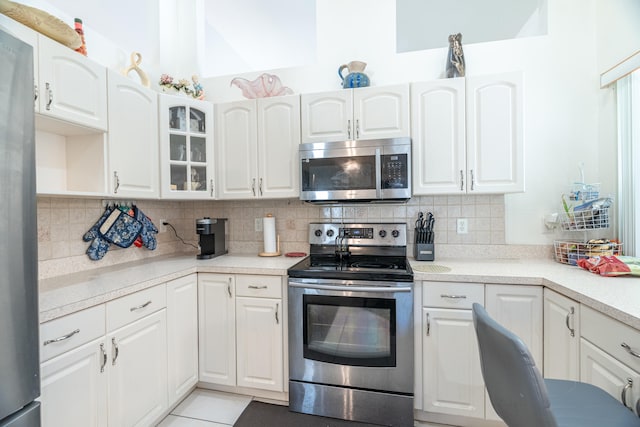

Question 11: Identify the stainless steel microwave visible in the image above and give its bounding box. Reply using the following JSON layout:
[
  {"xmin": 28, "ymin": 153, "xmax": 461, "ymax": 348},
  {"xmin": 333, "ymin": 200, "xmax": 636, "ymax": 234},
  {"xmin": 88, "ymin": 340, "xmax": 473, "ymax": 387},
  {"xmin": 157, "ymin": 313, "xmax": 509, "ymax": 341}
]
[{"xmin": 299, "ymin": 137, "xmax": 411, "ymax": 203}]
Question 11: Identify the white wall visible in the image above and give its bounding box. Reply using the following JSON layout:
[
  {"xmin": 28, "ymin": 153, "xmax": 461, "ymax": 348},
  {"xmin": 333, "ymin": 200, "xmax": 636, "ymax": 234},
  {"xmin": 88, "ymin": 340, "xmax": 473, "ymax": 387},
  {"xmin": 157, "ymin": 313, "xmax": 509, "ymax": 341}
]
[
  {"xmin": 203, "ymin": 0, "xmax": 617, "ymax": 245},
  {"xmin": 7, "ymin": 0, "xmax": 638, "ymax": 246}
]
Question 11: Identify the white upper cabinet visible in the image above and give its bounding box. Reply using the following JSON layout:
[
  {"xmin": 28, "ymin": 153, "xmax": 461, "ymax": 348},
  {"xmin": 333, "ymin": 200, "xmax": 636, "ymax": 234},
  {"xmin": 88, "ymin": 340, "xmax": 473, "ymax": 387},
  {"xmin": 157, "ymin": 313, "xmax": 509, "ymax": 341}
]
[
  {"xmin": 216, "ymin": 95, "xmax": 300, "ymax": 199},
  {"xmin": 466, "ymin": 71, "xmax": 524, "ymax": 193},
  {"xmin": 37, "ymin": 36, "xmax": 108, "ymax": 131},
  {"xmin": 411, "ymin": 72, "xmax": 524, "ymax": 195},
  {"xmin": 159, "ymin": 95, "xmax": 215, "ymax": 199},
  {"xmin": 301, "ymin": 84, "xmax": 410, "ymax": 143},
  {"xmin": 107, "ymin": 70, "xmax": 159, "ymax": 198},
  {"xmin": 411, "ymin": 78, "xmax": 466, "ymax": 194}
]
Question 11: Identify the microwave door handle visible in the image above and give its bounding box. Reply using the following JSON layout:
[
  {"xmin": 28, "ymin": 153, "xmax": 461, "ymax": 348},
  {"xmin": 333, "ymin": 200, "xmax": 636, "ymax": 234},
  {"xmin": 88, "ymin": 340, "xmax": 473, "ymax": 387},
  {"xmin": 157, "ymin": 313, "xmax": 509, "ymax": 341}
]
[{"xmin": 375, "ymin": 148, "xmax": 382, "ymax": 198}]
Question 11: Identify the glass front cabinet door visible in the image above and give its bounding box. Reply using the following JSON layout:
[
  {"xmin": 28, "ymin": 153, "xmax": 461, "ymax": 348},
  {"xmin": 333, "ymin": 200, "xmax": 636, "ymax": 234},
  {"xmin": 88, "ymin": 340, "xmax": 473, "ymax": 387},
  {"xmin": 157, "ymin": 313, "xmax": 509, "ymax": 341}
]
[{"xmin": 159, "ymin": 95, "xmax": 215, "ymax": 199}]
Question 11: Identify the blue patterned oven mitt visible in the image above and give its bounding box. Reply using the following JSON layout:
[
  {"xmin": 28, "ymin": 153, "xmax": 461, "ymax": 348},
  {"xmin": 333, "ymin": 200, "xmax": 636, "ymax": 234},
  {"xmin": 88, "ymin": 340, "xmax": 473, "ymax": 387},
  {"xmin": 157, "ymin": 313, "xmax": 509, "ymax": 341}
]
[
  {"xmin": 83, "ymin": 206, "xmax": 114, "ymax": 242},
  {"xmin": 99, "ymin": 209, "xmax": 143, "ymax": 248},
  {"xmin": 86, "ymin": 235, "xmax": 111, "ymax": 260},
  {"xmin": 133, "ymin": 206, "xmax": 158, "ymax": 250}
]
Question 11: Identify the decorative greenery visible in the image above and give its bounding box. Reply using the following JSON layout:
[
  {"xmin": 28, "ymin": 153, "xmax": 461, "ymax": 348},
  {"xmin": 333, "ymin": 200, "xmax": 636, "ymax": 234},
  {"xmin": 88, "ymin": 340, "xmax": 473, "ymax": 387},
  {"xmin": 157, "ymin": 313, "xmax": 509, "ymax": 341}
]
[{"xmin": 159, "ymin": 74, "xmax": 204, "ymax": 99}]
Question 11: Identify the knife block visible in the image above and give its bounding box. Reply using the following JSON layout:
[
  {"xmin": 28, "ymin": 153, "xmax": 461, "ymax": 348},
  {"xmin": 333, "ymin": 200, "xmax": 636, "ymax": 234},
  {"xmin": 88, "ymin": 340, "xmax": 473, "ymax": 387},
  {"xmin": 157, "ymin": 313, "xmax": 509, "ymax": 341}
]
[{"xmin": 414, "ymin": 243, "xmax": 434, "ymax": 261}]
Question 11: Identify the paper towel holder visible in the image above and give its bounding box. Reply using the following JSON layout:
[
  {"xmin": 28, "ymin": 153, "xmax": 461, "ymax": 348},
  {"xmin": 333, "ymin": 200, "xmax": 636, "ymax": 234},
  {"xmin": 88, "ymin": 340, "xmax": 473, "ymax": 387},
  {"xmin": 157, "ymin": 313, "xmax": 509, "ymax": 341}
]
[{"xmin": 259, "ymin": 213, "xmax": 281, "ymax": 257}]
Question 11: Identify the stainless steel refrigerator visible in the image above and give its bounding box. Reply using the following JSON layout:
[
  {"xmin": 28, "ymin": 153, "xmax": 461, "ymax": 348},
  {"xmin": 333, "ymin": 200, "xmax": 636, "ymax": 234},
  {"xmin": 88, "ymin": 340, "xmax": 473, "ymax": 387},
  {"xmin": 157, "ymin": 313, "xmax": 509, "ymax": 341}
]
[{"xmin": 0, "ymin": 28, "xmax": 41, "ymax": 426}]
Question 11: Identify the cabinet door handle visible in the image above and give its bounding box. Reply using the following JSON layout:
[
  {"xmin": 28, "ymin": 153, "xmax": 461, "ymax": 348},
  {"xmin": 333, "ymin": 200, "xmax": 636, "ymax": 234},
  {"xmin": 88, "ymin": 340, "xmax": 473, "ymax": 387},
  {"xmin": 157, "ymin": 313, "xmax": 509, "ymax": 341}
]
[
  {"xmin": 113, "ymin": 171, "xmax": 120, "ymax": 194},
  {"xmin": 130, "ymin": 300, "xmax": 152, "ymax": 312},
  {"xmin": 227, "ymin": 278, "xmax": 233, "ymax": 298},
  {"xmin": 426, "ymin": 312, "xmax": 431, "ymax": 336},
  {"xmin": 100, "ymin": 343, "xmax": 107, "ymax": 373},
  {"xmin": 470, "ymin": 169, "xmax": 475, "ymax": 191},
  {"xmin": 440, "ymin": 294, "xmax": 467, "ymax": 299},
  {"xmin": 259, "ymin": 178, "xmax": 263, "ymax": 196},
  {"xmin": 275, "ymin": 303, "xmax": 279, "ymax": 324},
  {"xmin": 252, "ymin": 178, "xmax": 256, "ymax": 196},
  {"xmin": 111, "ymin": 338, "xmax": 119, "ymax": 366},
  {"xmin": 34, "ymin": 84, "xmax": 38, "ymax": 102},
  {"xmin": 460, "ymin": 170, "xmax": 464, "ymax": 191},
  {"xmin": 355, "ymin": 119, "xmax": 360, "ymax": 140},
  {"xmin": 45, "ymin": 82, "xmax": 53, "ymax": 110},
  {"xmin": 622, "ymin": 378, "xmax": 633, "ymax": 409},
  {"xmin": 44, "ymin": 328, "xmax": 80, "ymax": 346},
  {"xmin": 210, "ymin": 179, "xmax": 214, "ymax": 197},
  {"xmin": 621, "ymin": 342, "xmax": 640, "ymax": 358},
  {"xmin": 249, "ymin": 285, "xmax": 268, "ymax": 289},
  {"xmin": 565, "ymin": 307, "xmax": 575, "ymax": 337},
  {"xmin": 347, "ymin": 119, "xmax": 352, "ymax": 139}
]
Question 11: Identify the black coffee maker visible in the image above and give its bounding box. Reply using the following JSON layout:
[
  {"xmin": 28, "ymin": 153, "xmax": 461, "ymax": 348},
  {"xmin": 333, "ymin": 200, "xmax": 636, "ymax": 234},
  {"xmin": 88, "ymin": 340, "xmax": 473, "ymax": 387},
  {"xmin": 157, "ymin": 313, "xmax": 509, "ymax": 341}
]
[{"xmin": 196, "ymin": 217, "xmax": 228, "ymax": 259}]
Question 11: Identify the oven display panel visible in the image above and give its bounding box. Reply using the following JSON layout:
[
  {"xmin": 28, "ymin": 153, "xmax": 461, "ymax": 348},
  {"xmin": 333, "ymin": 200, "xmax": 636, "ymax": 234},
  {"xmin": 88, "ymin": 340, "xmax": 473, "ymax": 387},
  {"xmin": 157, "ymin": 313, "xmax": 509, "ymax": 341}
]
[{"xmin": 340, "ymin": 227, "xmax": 373, "ymax": 239}]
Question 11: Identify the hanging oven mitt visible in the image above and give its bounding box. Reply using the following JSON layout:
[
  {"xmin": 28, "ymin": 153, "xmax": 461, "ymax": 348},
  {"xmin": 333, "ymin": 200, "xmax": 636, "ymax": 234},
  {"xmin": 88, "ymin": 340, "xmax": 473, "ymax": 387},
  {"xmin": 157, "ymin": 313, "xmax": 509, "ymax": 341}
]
[
  {"xmin": 98, "ymin": 208, "xmax": 143, "ymax": 248},
  {"xmin": 132, "ymin": 206, "xmax": 158, "ymax": 250},
  {"xmin": 83, "ymin": 206, "xmax": 114, "ymax": 242},
  {"xmin": 86, "ymin": 235, "xmax": 111, "ymax": 260}
]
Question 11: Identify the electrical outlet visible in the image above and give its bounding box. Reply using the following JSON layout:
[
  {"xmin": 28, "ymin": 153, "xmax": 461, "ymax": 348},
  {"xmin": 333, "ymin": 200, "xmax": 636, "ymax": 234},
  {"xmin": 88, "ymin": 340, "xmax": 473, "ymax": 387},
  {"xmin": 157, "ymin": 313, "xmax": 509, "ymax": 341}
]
[
  {"xmin": 158, "ymin": 219, "xmax": 167, "ymax": 233},
  {"xmin": 255, "ymin": 218, "xmax": 263, "ymax": 232},
  {"xmin": 456, "ymin": 218, "xmax": 468, "ymax": 234}
]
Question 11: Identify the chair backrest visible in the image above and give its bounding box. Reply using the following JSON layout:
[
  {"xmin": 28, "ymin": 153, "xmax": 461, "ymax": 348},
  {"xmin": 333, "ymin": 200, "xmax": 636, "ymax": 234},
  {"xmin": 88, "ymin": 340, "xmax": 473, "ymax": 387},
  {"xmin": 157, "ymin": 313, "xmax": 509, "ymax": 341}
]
[{"xmin": 472, "ymin": 303, "xmax": 558, "ymax": 427}]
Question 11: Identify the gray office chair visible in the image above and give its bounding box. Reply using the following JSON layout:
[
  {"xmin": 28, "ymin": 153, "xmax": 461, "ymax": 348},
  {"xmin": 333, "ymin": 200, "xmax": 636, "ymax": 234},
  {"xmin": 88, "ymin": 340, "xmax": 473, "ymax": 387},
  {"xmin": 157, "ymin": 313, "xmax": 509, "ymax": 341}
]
[{"xmin": 472, "ymin": 302, "xmax": 640, "ymax": 427}]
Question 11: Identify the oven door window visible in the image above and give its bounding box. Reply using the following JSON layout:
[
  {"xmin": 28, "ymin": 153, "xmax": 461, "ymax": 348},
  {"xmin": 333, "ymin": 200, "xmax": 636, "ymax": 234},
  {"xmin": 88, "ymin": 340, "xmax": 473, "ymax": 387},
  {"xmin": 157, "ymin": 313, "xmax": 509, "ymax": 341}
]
[
  {"xmin": 301, "ymin": 155, "xmax": 376, "ymax": 192},
  {"xmin": 302, "ymin": 294, "xmax": 396, "ymax": 367}
]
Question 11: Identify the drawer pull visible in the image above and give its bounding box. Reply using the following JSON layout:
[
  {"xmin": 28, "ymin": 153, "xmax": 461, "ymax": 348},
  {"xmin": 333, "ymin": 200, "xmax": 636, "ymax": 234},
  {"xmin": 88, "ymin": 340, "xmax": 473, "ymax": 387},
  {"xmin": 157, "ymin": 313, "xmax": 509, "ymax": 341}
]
[
  {"xmin": 565, "ymin": 307, "xmax": 575, "ymax": 337},
  {"xmin": 622, "ymin": 378, "xmax": 633, "ymax": 410},
  {"xmin": 43, "ymin": 329, "xmax": 80, "ymax": 346},
  {"xmin": 621, "ymin": 342, "xmax": 640, "ymax": 358},
  {"xmin": 440, "ymin": 294, "xmax": 467, "ymax": 299},
  {"xmin": 249, "ymin": 285, "xmax": 268, "ymax": 289},
  {"xmin": 112, "ymin": 338, "xmax": 119, "ymax": 366},
  {"xmin": 130, "ymin": 300, "xmax": 152, "ymax": 312},
  {"xmin": 100, "ymin": 343, "xmax": 107, "ymax": 373}
]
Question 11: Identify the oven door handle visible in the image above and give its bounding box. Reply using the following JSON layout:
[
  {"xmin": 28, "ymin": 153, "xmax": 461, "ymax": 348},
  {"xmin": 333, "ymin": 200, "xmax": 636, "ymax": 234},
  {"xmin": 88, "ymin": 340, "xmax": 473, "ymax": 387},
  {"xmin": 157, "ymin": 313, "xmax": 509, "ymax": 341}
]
[{"xmin": 289, "ymin": 282, "xmax": 412, "ymax": 293}]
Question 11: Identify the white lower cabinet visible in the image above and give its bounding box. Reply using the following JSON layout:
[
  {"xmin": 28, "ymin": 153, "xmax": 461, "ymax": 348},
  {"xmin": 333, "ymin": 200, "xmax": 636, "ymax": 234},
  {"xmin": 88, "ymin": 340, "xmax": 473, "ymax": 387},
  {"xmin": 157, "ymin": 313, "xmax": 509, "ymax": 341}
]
[
  {"xmin": 40, "ymin": 284, "xmax": 169, "ymax": 427},
  {"xmin": 543, "ymin": 288, "xmax": 580, "ymax": 380},
  {"xmin": 167, "ymin": 275, "xmax": 199, "ymax": 405},
  {"xmin": 107, "ymin": 310, "xmax": 167, "ymax": 427},
  {"xmin": 580, "ymin": 305, "xmax": 640, "ymax": 413},
  {"xmin": 199, "ymin": 273, "xmax": 285, "ymax": 393},
  {"xmin": 422, "ymin": 282, "xmax": 485, "ymax": 419},
  {"xmin": 484, "ymin": 284, "xmax": 542, "ymax": 421},
  {"xmin": 40, "ymin": 338, "xmax": 108, "ymax": 427}
]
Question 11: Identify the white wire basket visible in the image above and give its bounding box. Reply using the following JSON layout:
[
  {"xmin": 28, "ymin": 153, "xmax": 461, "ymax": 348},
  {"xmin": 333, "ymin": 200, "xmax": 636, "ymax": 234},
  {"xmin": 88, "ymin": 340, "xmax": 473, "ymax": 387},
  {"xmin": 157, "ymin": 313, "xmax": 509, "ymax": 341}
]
[
  {"xmin": 554, "ymin": 240, "xmax": 622, "ymax": 265},
  {"xmin": 560, "ymin": 206, "xmax": 611, "ymax": 230}
]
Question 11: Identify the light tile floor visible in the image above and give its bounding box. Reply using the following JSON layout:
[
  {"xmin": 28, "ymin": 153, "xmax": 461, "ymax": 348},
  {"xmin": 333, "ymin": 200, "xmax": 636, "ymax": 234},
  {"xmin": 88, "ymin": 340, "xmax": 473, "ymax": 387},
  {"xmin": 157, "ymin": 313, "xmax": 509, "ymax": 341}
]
[
  {"xmin": 156, "ymin": 389, "xmax": 252, "ymax": 427},
  {"xmin": 156, "ymin": 388, "xmax": 455, "ymax": 427}
]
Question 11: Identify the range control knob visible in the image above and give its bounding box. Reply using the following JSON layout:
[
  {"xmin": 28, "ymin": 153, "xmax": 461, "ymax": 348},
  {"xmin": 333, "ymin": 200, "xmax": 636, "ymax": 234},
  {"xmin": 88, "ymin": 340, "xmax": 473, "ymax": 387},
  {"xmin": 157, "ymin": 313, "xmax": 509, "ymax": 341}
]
[
  {"xmin": 326, "ymin": 229, "xmax": 335, "ymax": 237},
  {"xmin": 378, "ymin": 230, "xmax": 387, "ymax": 238},
  {"xmin": 391, "ymin": 230, "xmax": 400, "ymax": 238},
  {"xmin": 314, "ymin": 229, "xmax": 322, "ymax": 237}
]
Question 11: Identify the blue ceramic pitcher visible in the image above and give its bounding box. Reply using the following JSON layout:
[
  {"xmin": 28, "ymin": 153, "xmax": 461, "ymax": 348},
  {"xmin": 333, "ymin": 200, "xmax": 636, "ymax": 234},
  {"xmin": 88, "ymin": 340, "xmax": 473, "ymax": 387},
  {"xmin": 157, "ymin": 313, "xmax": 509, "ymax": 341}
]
[{"xmin": 338, "ymin": 61, "xmax": 370, "ymax": 89}]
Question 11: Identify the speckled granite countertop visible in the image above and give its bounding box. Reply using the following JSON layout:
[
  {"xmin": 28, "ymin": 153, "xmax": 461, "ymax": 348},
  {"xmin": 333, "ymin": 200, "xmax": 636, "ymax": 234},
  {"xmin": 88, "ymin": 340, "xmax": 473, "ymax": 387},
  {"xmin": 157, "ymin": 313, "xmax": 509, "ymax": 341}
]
[
  {"xmin": 39, "ymin": 254, "xmax": 303, "ymax": 323},
  {"xmin": 410, "ymin": 258, "xmax": 640, "ymax": 330},
  {"xmin": 39, "ymin": 254, "xmax": 640, "ymax": 330}
]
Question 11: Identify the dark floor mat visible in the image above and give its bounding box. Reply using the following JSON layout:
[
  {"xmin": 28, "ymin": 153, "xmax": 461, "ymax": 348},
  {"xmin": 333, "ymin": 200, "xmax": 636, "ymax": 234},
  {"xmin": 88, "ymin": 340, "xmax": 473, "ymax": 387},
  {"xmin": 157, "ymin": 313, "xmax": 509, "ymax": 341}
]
[{"xmin": 234, "ymin": 401, "xmax": 384, "ymax": 427}]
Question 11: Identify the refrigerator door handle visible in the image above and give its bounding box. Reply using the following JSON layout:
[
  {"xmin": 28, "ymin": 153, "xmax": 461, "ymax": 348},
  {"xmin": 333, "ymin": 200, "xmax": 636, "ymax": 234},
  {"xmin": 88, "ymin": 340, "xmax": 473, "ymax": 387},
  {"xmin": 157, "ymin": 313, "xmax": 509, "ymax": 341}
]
[{"xmin": 43, "ymin": 329, "xmax": 80, "ymax": 346}]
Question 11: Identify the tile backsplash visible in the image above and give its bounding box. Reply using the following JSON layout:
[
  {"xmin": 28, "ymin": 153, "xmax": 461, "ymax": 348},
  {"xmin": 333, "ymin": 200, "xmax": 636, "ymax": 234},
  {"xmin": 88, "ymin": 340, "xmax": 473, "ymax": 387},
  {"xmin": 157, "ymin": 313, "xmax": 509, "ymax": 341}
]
[{"xmin": 37, "ymin": 194, "xmax": 550, "ymax": 279}]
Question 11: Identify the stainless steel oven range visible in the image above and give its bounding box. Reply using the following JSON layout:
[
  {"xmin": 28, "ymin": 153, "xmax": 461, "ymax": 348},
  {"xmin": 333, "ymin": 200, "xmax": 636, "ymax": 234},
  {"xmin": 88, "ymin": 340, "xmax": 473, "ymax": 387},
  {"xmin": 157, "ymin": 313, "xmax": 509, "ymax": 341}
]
[{"xmin": 287, "ymin": 223, "xmax": 414, "ymax": 427}]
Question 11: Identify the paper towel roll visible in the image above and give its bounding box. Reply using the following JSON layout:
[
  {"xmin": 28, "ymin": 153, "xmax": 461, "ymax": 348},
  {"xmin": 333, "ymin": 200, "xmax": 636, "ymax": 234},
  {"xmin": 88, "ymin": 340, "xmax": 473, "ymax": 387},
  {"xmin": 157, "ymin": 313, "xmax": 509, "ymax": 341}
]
[{"xmin": 263, "ymin": 214, "xmax": 277, "ymax": 253}]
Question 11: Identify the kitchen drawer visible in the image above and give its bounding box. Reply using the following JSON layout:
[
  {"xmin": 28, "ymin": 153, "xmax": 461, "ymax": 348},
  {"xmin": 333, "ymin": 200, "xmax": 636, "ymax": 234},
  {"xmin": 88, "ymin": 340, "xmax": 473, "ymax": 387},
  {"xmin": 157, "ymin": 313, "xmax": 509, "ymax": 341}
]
[
  {"xmin": 106, "ymin": 284, "xmax": 166, "ymax": 332},
  {"xmin": 581, "ymin": 304, "xmax": 640, "ymax": 372},
  {"xmin": 422, "ymin": 281, "xmax": 484, "ymax": 309},
  {"xmin": 40, "ymin": 304, "xmax": 105, "ymax": 362},
  {"xmin": 235, "ymin": 275, "xmax": 282, "ymax": 298}
]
